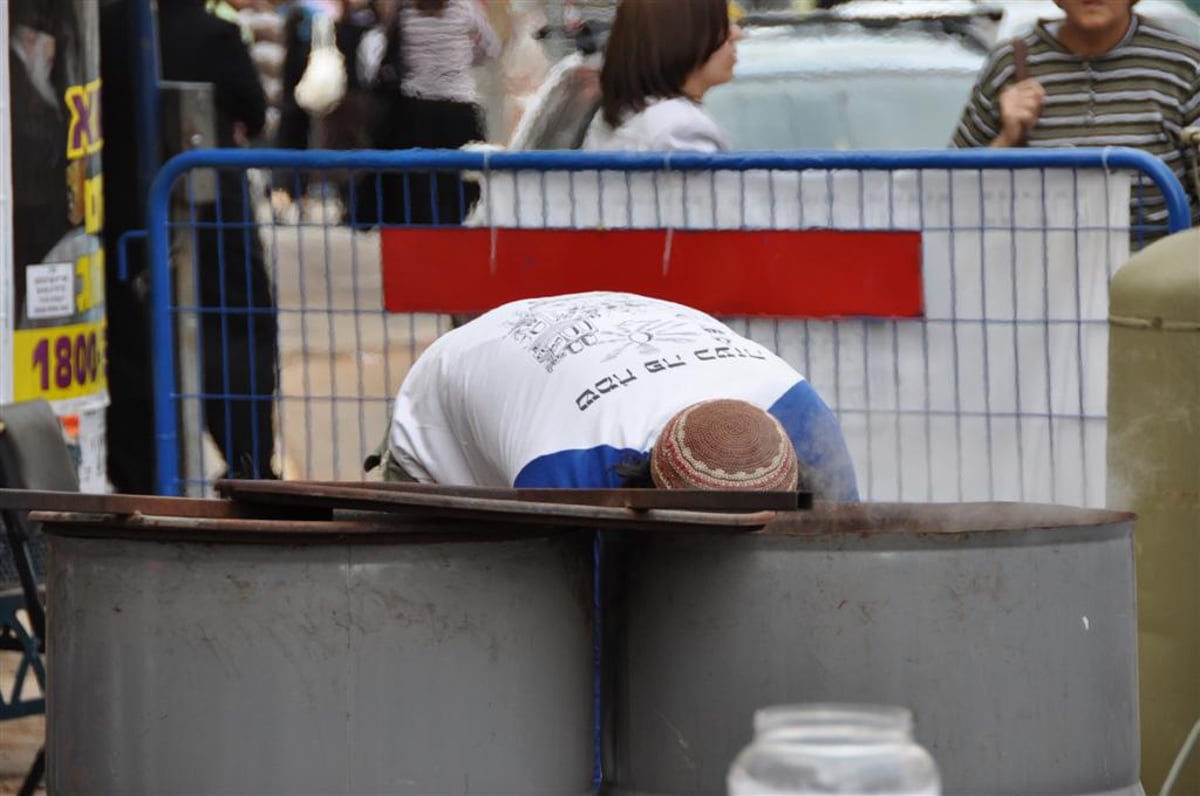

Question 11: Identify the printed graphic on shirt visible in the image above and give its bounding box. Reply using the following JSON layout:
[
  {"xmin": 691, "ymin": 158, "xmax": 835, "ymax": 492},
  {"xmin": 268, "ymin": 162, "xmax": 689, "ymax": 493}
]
[
  {"xmin": 573, "ymin": 343, "xmax": 768, "ymax": 413},
  {"xmin": 505, "ymin": 293, "xmax": 708, "ymax": 372}
]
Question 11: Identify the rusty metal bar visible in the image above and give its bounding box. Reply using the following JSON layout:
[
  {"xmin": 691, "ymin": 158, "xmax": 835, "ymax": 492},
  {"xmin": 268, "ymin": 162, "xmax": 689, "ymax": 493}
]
[
  {"xmin": 222, "ymin": 479, "xmax": 811, "ymax": 511},
  {"xmin": 34, "ymin": 498, "xmax": 772, "ymax": 543},
  {"xmin": 10, "ymin": 482, "xmax": 784, "ymax": 546},
  {"xmin": 0, "ymin": 488, "xmax": 326, "ymax": 519},
  {"xmin": 212, "ymin": 481, "xmax": 775, "ymax": 531}
]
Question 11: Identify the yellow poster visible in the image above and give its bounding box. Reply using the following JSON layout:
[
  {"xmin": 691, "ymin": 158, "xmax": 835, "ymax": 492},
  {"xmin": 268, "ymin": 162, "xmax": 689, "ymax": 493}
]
[
  {"xmin": 12, "ymin": 318, "xmax": 108, "ymax": 403},
  {"xmin": 4, "ymin": 0, "xmax": 108, "ymax": 489}
]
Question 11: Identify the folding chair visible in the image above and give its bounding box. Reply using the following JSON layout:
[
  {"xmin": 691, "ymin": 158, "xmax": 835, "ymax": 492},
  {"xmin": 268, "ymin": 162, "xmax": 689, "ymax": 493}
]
[{"xmin": 0, "ymin": 399, "xmax": 81, "ymax": 796}]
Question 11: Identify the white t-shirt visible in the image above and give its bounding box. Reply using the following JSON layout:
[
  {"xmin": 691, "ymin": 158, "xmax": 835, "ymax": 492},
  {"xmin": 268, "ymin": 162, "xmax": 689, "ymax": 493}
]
[
  {"xmin": 582, "ymin": 97, "xmax": 730, "ymax": 152},
  {"xmin": 389, "ymin": 293, "xmax": 858, "ymax": 498}
]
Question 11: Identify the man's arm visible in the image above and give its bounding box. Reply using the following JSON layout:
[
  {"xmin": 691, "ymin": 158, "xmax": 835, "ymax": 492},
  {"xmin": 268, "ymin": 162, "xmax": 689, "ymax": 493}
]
[
  {"xmin": 467, "ymin": 0, "xmax": 501, "ymax": 65},
  {"xmin": 1183, "ymin": 64, "xmax": 1200, "ymax": 223},
  {"xmin": 951, "ymin": 45, "xmax": 1043, "ymax": 149},
  {"xmin": 990, "ymin": 80, "xmax": 1045, "ymax": 148}
]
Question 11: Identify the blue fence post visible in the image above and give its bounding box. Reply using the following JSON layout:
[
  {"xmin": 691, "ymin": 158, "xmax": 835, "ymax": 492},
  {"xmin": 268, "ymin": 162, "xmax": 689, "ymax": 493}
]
[
  {"xmin": 117, "ymin": 230, "xmax": 148, "ymax": 282},
  {"xmin": 147, "ymin": 155, "xmax": 191, "ymax": 495}
]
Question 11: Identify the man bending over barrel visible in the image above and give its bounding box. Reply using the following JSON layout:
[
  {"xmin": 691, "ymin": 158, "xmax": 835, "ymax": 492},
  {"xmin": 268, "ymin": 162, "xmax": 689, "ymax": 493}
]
[{"xmin": 370, "ymin": 292, "xmax": 858, "ymax": 499}]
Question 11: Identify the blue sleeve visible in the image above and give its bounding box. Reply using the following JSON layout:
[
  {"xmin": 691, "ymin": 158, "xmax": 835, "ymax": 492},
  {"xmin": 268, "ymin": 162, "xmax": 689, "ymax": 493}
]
[
  {"xmin": 514, "ymin": 446, "xmax": 649, "ymax": 488},
  {"xmin": 769, "ymin": 381, "xmax": 860, "ymax": 501},
  {"xmin": 514, "ymin": 382, "xmax": 859, "ymax": 500}
]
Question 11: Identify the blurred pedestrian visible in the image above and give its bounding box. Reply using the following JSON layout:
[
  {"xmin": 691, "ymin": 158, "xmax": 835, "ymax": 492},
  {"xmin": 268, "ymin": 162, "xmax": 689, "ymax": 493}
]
[
  {"xmin": 323, "ymin": 0, "xmax": 377, "ymax": 152},
  {"xmin": 275, "ymin": 0, "xmax": 378, "ymax": 219},
  {"xmin": 159, "ymin": 0, "xmax": 279, "ymax": 479},
  {"xmin": 358, "ymin": 0, "xmax": 499, "ymax": 225},
  {"xmin": 101, "ymin": 0, "xmax": 156, "ymax": 492},
  {"xmin": 207, "ymin": 0, "xmax": 256, "ymax": 44},
  {"xmin": 372, "ymin": 291, "xmax": 858, "ymax": 499},
  {"xmin": 476, "ymin": 0, "xmax": 553, "ymax": 144},
  {"xmin": 273, "ymin": 1, "xmax": 323, "ymax": 210},
  {"xmin": 951, "ymin": 0, "xmax": 1200, "ymax": 238},
  {"xmin": 583, "ymin": 0, "xmax": 743, "ymax": 152},
  {"xmin": 320, "ymin": 1, "xmax": 378, "ymax": 203}
]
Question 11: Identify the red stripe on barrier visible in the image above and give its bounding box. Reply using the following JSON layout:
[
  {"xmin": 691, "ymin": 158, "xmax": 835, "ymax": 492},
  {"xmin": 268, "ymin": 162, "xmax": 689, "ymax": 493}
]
[{"xmin": 381, "ymin": 228, "xmax": 924, "ymax": 318}]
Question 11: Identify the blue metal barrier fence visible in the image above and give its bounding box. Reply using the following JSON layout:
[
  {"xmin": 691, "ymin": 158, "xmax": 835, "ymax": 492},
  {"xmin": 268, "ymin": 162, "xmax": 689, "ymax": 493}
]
[{"xmin": 147, "ymin": 147, "xmax": 1193, "ymax": 497}]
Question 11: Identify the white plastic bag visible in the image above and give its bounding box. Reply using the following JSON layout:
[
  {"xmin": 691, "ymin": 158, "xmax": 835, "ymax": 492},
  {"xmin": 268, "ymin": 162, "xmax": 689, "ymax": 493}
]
[
  {"xmin": 294, "ymin": 14, "xmax": 346, "ymax": 117},
  {"xmin": 356, "ymin": 25, "xmax": 387, "ymax": 87}
]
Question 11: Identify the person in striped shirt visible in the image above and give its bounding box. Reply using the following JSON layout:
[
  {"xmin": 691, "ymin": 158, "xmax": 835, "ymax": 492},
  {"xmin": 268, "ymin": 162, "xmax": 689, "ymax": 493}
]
[{"xmin": 951, "ymin": 0, "xmax": 1200, "ymax": 238}]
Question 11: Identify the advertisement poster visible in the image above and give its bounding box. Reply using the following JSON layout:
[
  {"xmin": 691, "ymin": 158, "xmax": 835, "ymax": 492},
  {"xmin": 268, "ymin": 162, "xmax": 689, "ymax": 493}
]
[{"xmin": 1, "ymin": 0, "xmax": 108, "ymax": 490}]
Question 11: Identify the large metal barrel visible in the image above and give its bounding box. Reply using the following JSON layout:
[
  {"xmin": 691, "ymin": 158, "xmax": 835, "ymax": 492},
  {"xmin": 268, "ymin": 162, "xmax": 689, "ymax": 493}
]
[
  {"xmin": 1109, "ymin": 227, "xmax": 1200, "ymax": 796},
  {"xmin": 601, "ymin": 502, "xmax": 1140, "ymax": 796},
  {"xmin": 43, "ymin": 514, "xmax": 594, "ymax": 795}
]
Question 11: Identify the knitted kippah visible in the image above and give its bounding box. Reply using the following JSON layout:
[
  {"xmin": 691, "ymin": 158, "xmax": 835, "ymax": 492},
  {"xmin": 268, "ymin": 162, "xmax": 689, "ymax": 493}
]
[{"xmin": 650, "ymin": 399, "xmax": 799, "ymax": 491}]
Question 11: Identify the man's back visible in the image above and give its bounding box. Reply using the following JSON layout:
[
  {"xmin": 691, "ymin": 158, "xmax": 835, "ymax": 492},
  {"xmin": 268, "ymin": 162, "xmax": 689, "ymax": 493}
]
[{"xmin": 387, "ymin": 292, "xmax": 859, "ymax": 498}]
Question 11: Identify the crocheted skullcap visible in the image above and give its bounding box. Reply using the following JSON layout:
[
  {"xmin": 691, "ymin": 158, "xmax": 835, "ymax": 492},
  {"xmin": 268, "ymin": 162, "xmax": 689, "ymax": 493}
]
[{"xmin": 650, "ymin": 399, "xmax": 799, "ymax": 491}]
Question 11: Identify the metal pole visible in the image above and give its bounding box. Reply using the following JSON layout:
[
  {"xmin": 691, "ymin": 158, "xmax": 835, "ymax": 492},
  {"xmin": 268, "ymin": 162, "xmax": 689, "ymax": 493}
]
[
  {"xmin": 148, "ymin": 159, "xmax": 182, "ymax": 496},
  {"xmin": 132, "ymin": 0, "xmax": 161, "ymax": 212}
]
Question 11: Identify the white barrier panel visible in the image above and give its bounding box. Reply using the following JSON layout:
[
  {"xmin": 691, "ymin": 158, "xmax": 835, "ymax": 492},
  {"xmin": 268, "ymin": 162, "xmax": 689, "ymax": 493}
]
[{"xmin": 474, "ymin": 168, "xmax": 1132, "ymax": 506}]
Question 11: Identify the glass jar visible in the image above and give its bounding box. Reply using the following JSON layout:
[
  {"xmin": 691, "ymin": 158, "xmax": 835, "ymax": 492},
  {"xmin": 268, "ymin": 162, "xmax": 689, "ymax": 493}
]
[{"xmin": 727, "ymin": 703, "xmax": 941, "ymax": 795}]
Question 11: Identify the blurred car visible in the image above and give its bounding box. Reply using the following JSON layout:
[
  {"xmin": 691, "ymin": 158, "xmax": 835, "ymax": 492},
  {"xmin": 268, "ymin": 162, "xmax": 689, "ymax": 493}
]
[
  {"xmin": 508, "ymin": 8, "xmax": 991, "ymax": 151},
  {"xmin": 705, "ymin": 17, "xmax": 988, "ymax": 149},
  {"xmin": 837, "ymin": 0, "xmax": 1200, "ymax": 44}
]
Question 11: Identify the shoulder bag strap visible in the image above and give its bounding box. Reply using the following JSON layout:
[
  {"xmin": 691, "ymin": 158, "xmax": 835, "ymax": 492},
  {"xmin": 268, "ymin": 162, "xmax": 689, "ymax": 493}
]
[{"xmin": 1011, "ymin": 37, "xmax": 1031, "ymax": 147}]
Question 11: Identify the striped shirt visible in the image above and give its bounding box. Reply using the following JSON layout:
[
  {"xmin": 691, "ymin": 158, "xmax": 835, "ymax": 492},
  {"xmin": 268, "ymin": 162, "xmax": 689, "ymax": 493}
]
[
  {"xmin": 952, "ymin": 15, "xmax": 1200, "ymax": 232},
  {"xmin": 400, "ymin": 0, "xmax": 500, "ymax": 104}
]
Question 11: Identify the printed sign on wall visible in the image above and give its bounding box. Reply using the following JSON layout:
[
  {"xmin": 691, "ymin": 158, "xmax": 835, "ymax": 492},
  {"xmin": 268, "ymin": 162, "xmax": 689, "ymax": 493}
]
[{"xmin": 4, "ymin": 0, "xmax": 108, "ymax": 489}]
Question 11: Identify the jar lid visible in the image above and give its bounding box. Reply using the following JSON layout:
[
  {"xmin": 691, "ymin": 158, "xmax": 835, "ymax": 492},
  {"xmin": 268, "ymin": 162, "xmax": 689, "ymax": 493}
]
[{"xmin": 754, "ymin": 703, "xmax": 915, "ymax": 743}]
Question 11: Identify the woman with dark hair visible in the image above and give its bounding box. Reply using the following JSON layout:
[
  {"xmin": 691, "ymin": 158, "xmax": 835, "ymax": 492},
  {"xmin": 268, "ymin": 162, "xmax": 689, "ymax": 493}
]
[
  {"xmin": 361, "ymin": 0, "xmax": 498, "ymax": 224},
  {"xmin": 583, "ymin": 0, "xmax": 743, "ymax": 152}
]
